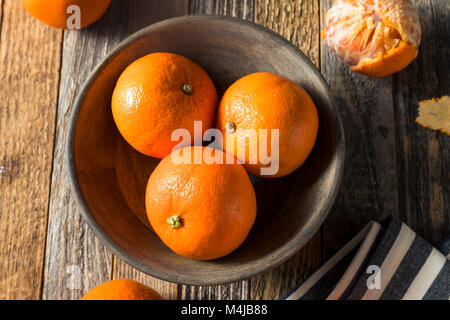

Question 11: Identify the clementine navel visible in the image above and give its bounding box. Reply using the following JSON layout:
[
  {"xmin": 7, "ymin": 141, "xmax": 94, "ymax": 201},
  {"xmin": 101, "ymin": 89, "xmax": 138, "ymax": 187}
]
[
  {"xmin": 216, "ymin": 72, "xmax": 319, "ymax": 178},
  {"xmin": 112, "ymin": 52, "xmax": 218, "ymax": 159},
  {"xmin": 145, "ymin": 146, "xmax": 257, "ymax": 260},
  {"xmin": 21, "ymin": 0, "xmax": 111, "ymax": 29},
  {"xmin": 322, "ymin": 0, "xmax": 422, "ymax": 77},
  {"xmin": 81, "ymin": 279, "xmax": 164, "ymax": 300}
]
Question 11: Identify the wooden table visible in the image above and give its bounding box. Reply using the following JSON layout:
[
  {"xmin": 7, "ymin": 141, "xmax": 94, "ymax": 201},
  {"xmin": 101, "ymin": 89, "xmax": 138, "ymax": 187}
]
[{"xmin": 0, "ymin": 0, "xmax": 448, "ymax": 300}]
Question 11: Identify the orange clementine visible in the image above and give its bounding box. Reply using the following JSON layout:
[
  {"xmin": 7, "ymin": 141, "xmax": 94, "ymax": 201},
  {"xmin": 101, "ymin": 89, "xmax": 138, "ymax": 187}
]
[
  {"xmin": 145, "ymin": 146, "xmax": 257, "ymax": 260},
  {"xmin": 216, "ymin": 72, "xmax": 319, "ymax": 178},
  {"xmin": 81, "ymin": 279, "xmax": 164, "ymax": 300},
  {"xmin": 112, "ymin": 52, "xmax": 218, "ymax": 159},
  {"xmin": 21, "ymin": 0, "xmax": 111, "ymax": 29},
  {"xmin": 322, "ymin": 0, "xmax": 422, "ymax": 77}
]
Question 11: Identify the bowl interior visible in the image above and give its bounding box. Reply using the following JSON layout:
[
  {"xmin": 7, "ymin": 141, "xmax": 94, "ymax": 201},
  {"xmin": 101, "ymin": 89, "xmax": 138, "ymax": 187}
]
[{"xmin": 69, "ymin": 16, "xmax": 343, "ymax": 285}]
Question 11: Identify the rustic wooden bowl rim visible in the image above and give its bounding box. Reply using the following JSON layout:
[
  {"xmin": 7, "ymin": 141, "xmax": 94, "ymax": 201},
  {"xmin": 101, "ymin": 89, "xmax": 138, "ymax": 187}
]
[{"xmin": 66, "ymin": 15, "xmax": 345, "ymax": 285}]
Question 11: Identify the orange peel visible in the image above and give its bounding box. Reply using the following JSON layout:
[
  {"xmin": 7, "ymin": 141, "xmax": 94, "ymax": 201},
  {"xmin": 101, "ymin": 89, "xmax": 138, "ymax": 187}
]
[
  {"xmin": 416, "ymin": 96, "xmax": 450, "ymax": 136},
  {"xmin": 322, "ymin": 0, "xmax": 422, "ymax": 77}
]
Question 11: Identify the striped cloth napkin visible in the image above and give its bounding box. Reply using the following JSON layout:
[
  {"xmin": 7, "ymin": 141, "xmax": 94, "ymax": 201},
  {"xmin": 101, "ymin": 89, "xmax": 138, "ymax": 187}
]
[{"xmin": 282, "ymin": 216, "xmax": 450, "ymax": 300}]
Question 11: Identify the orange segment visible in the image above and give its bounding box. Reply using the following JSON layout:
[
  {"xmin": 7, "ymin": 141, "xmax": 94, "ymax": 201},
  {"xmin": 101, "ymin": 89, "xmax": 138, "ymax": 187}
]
[{"xmin": 322, "ymin": 0, "xmax": 421, "ymax": 77}]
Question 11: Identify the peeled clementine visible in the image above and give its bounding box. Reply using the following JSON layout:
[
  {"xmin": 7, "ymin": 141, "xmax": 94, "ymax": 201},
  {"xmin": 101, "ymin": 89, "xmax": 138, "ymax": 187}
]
[
  {"xmin": 21, "ymin": 0, "xmax": 111, "ymax": 29},
  {"xmin": 216, "ymin": 72, "xmax": 319, "ymax": 178},
  {"xmin": 112, "ymin": 52, "xmax": 218, "ymax": 159},
  {"xmin": 322, "ymin": 0, "xmax": 422, "ymax": 77},
  {"xmin": 81, "ymin": 279, "xmax": 164, "ymax": 300},
  {"xmin": 145, "ymin": 146, "xmax": 257, "ymax": 260}
]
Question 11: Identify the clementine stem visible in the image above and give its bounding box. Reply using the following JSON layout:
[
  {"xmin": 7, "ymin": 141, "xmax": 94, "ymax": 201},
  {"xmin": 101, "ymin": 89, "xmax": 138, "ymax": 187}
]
[
  {"xmin": 182, "ymin": 83, "xmax": 193, "ymax": 95},
  {"xmin": 225, "ymin": 121, "xmax": 236, "ymax": 133},
  {"xmin": 167, "ymin": 215, "xmax": 183, "ymax": 229}
]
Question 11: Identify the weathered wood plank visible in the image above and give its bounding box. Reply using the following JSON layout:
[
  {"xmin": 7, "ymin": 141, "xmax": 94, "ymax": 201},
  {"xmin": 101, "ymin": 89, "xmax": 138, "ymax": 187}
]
[
  {"xmin": 393, "ymin": 0, "xmax": 449, "ymax": 244},
  {"xmin": 254, "ymin": 0, "xmax": 319, "ymax": 65},
  {"xmin": 250, "ymin": 0, "xmax": 322, "ymax": 300},
  {"xmin": 180, "ymin": 282, "xmax": 250, "ymax": 300},
  {"xmin": 112, "ymin": 256, "xmax": 179, "ymax": 300},
  {"xmin": 42, "ymin": 8, "xmax": 116, "ymax": 302},
  {"xmin": 320, "ymin": 0, "xmax": 399, "ymax": 258},
  {"xmin": 0, "ymin": 0, "xmax": 4, "ymax": 36},
  {"xmin": 190, "ymin": 0, "xmax": 254, "ymax": 19},
  {"xmin": 183, "ymin": 0, "xmax": 254, "ymax": 300},
  {"xmin": 42, "ymin": 0, "xmax": 189, "ymax": 300},
  {"xmin": 0, "ymin": 0, "xmax": 62, "ymax": 299},
  {"xmin": 250, "ymin": 236, "xmax": 322, "ymax": 299}
]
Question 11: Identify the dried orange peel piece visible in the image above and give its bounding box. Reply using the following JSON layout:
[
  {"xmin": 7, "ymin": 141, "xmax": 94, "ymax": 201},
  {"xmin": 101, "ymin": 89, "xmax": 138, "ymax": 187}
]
[
  {"xmin": 416, "ymin": 96, "xmax": 450, "ymax": 136},
  {"xmin": 322, "ymin": 0, "xmax": 422, "ymax": 77}
]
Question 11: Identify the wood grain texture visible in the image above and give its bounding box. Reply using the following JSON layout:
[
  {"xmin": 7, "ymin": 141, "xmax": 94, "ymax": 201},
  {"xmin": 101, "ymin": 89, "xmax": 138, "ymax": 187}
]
[
  {"xmin": 42, "ymin": 0, "xmax": 188, "ymax": 300},
  {"xmin": 393, "ymin": 0, "xmax": 449, "ymax": 244},
  {"xmin": 0, "ymin": 0, "xmax": 3, "ymax": 38},
  {"xmin": 0, "ymin": 0, "xmax": 62, "ymax": 299},
  {"xmin": 251, "ymin": 0, "xmax": 321, "ymax": 300},
  {"xmin": 42, "ymin": 12, "xmax": 115, "ymax": 302},
  {"xmin": 320, "ymin": 0, "xmax": 399, "ymax": 258},
  {"xmin": 180, "ymin": 282, "xmax": 249, "ymax": 300},
  {"xmin": 112, "ymin": 256, "xmax": 178, "ymax": 300},
  {"xmin": 190, "ymin": 0, "xmax": 254, "ymax": 19},
  {"xmin": 254, "ymin": 0, "xmax": 319, "ymax": 66},
  {"xmin": 185, "ymin": 0, "xmax": 254, "ymax": 300},
  {"xmin": 250, "ymin": 237, "xmax": 321, "ymax": 299}
]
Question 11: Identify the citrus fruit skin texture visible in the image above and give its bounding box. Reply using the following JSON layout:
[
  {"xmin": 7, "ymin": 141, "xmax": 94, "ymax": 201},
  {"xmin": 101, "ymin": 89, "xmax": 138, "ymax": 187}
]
[
  {"xmin": 81, "ymin": 279, "xmax": 164, "ymax": 300},
  {"xmin": 145, "ymin": 146, "xmax": 257, "ymax": 260},
  {"xmin": 415, "ymin": 96, "xmax": 450, "ymax": 136},
  {"xmin": 322, "ymin": 0, "xmax": 422, "ymax": 77},
  {"xmin": 216, "ymin": 72, "xmax": 319, "ymax": 178},
  {"xmin": 112, "ymin": 52, "xmax": 218, "ymax": 159},
  {"xmin": 21, "ymin": 0, "xmax": 111, "ymax": 29}
]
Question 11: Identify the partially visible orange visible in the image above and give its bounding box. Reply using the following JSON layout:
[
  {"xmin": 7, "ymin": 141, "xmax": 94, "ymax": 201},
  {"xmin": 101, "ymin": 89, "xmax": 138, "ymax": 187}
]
[
  {"xmin": 216, "ymin": 72, "xmax": 319, "ymax": 178},
  {"xmin": 81, "ymin": 279, "xmax": 164, "ymax": 300},
  {"xmin": 21, "ymin": 0, "xmax": 111, "ymax": 29},
  {"xmin": 145, "ymin": 146, "xmax": 257, "ymax": 260},
  {"xmin": 112, "ymin": 52, "xmax": 218, "ymax": 159},
  {"xmin": 322, "ymin": 0, "xmax": 422, "ymax": 77}
]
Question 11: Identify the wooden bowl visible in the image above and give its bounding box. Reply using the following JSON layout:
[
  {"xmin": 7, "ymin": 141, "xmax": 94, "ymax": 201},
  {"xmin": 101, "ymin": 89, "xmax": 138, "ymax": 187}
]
[{"xmin": 67, "ymin": 16, "xmax": 344, "ymax": 285}]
